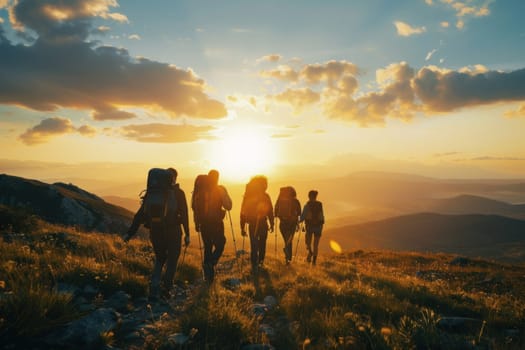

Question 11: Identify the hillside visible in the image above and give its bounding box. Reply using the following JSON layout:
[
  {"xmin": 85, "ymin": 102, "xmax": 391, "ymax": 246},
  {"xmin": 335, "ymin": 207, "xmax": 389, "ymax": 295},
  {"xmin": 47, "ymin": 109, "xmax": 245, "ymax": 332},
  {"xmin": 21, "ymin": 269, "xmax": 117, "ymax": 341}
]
[
  {"xmin": 0, "ymin": 174, "xmax": 133, "ymax": 233},
  {"xmin": 323, "ymin": 213, "xmax": 525, "ymax": 262},
  {"xmin": 1, "ymin": 214, "xmax": 524, "ymax": 349}
]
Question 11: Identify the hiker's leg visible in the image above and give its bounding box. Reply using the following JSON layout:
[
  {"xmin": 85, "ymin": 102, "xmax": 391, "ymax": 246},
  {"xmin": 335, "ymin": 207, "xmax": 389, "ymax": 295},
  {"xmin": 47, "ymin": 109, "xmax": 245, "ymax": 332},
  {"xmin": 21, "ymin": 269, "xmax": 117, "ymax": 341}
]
[
  {"xmin": 312, "ymin": 233, "xmax": 321, "ymax": 264},
  {"xmin": 248, "ymin": 221, "xmax": 259, "ymax": 267},
  {"xmin": 200, "ymin": 223, "xmax": 213, "ymax": 266},
  {"xmin": 211, "ymin": 221, "xmax": 226, "ymax": 265},
  {"xmin": 305, "ymin": 231, "xmax": 313, "ymax": 262},
  {"xmin": 164, "ymin": 228, "xmax": 182, "ymax": 289},
  {"xmin": 149, "ymin": 227, "xmax": 166, "ymax": 296},
  {"xmin": 258, "ymin": 226, "xmax": 268, "ymax": 264},
  {"xmin": 281, "ymin": 222, "xmax": 293, "ymax": 261}
]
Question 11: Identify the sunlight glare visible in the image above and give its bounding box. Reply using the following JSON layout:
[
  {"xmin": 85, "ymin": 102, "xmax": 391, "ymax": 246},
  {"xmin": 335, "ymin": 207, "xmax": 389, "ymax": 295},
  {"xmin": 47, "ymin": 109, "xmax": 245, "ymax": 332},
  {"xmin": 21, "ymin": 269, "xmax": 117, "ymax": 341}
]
[
  {"xmin": 330, "ymin": 240, "xmax": 342, "ymax": 254},
  {"xmin": 210, "ymin": 126, "xmax": 277, "ymax": 182}
]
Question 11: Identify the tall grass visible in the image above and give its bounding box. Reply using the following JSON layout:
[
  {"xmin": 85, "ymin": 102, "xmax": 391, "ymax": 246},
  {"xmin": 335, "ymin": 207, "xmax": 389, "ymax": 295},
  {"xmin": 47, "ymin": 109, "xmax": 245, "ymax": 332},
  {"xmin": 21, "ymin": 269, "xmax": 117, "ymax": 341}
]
[{"xmin": 1, "ymin": 217, "xmax": 524, "ymax": 349}]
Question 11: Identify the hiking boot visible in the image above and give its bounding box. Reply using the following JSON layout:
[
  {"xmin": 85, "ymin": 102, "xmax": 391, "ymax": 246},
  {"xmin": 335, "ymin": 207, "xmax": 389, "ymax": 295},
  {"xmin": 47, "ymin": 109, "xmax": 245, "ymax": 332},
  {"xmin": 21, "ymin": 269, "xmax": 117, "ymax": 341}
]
[
  {"xmin": 148, "ymin": 285, "xmax": 160, "ymax": 302},
  {"xmin": 312, "ymin": 255, "xmax": 317, "ymax": 265},
  {"xmin": 203, "ymin": 263, "xmax": 215, "ymax": 283}
]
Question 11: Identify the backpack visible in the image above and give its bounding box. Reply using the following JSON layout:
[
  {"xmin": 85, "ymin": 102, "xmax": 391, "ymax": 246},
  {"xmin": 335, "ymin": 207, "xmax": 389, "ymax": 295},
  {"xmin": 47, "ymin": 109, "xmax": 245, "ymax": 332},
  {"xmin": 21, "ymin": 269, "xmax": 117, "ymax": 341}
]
[
  {"xmin": 276, "ymin": 186, "xmax": 297, "ymax": 222},
  {"xmin": 142, "ymin": 168, "xmax": 178, "ymax": 228},
  {"xmin": 305, "ymin": 201, "xmax": 323, "ymax": 226},
  {"xmin": 241, "ymin": 176, "xmax": 268, "ymax": 220},
  {"xmin": 192, "ymin": 174, "xmax": 224, "ymax": 224}
]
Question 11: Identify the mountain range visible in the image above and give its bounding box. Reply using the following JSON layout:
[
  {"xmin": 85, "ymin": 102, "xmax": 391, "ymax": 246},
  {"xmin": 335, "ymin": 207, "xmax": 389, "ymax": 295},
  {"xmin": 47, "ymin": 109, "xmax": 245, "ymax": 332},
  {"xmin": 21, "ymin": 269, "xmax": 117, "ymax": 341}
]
[{"xmin": 2, "ymin": 172, "xmax": 525, "ymax": 262}]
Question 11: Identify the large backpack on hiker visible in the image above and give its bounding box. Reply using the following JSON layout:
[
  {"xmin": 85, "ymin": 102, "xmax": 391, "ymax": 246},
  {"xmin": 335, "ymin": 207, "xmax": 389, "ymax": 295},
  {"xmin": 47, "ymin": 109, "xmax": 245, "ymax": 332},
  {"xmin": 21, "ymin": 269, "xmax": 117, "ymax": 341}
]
[
  {"xmin": 275, "ymin": 186, "xmax": 298, "ymax": 222},
  {"xmin": 305, "ymin": 201, "xmax": 323, "ymax": 226},
  {"xmin": 241, "ymin": 176, "xmax": 268, "ymax": 220},
  {"xmin": 142, "ymin": 168, "xmax": 178, "ymax": 229},
  {"xmin": 192, "ymin": 174, "xmax": 224, "ymax": 227}
]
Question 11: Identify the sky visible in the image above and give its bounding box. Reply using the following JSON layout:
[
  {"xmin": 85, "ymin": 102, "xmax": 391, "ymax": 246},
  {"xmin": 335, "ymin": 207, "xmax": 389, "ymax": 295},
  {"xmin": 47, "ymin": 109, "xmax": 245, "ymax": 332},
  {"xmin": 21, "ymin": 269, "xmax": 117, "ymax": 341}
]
[{"xmin": 1, "ymin": 0, "xmax": 525, "ymax": 184}]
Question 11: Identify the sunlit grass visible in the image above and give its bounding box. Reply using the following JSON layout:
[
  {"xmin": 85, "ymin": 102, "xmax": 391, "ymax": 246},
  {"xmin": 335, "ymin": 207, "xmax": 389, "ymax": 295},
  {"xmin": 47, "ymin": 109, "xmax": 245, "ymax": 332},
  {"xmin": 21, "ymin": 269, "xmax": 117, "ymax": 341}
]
[{"xmin": 1, "ymin": 211, "xmax": 524, "ymax": 349}]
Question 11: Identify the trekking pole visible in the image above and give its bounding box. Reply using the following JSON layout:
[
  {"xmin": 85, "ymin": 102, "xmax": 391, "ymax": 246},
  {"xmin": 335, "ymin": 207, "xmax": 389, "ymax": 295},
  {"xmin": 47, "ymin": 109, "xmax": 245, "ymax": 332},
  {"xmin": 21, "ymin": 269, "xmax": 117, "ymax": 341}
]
[
  {"xmin": 180, "ymin": 244, "xmax": 188, "ymax": 267},
  {"xmin": 227, "ymin": 211, "xmax": 242, "ymax": 273},
  {"xmin": 197, "ymin": 229, "xmax": 205, "ymax": 281},
  {"xmin": 294, "ymin": 227, "xmax": 302, "ymax": 261},
  {"xmin": 274, "ymin": 217, "xmax": 278, "ymax": 258}
]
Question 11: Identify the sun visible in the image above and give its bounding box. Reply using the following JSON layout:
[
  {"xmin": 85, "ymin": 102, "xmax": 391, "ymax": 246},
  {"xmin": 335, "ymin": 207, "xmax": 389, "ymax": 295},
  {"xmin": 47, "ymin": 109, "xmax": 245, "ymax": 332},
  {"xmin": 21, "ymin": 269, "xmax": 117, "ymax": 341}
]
[{"xmin": 209, "ymin": 126, "xmax": 278, "ymax": 182}]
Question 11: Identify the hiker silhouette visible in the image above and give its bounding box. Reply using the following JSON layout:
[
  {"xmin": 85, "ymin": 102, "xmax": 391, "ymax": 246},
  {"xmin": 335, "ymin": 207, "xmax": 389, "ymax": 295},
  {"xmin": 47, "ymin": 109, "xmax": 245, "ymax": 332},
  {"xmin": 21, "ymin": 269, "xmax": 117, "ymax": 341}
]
[
  {"xmin": 191, "ymin": 169, "xmax": 232, "ymax": 283},
  {"xmin": 124, "ymin": 168, "xmax": 190, "ymax": 300},
  {"xmin": 275, "ymin": 186, "xmax": 301, "ymax": 265},
  {"xmin": 300, "ymin": 190, "xmax": 324, "ymax": 265},
  {"xmin": 240, "ymin": 175, "xmax": 274, "ymax": 274}
]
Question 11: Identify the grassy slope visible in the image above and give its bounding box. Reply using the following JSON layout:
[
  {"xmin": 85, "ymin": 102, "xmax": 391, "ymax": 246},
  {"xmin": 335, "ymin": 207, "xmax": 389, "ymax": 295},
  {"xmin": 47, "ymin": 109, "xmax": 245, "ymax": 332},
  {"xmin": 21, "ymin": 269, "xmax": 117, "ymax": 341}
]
[{"xmin": 1, "ymin": 216, "xmax": 524, "ymax": 349}]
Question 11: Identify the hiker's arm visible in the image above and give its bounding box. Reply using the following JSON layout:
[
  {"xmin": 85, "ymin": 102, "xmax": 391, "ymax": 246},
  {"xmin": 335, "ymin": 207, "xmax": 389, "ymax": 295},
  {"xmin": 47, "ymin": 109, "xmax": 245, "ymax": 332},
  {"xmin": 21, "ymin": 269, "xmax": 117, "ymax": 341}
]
[
  {"xmin": 295, "ymin": 199, "xmax": 302, "ymax": 221},
  {"xmin": 219, "ymin": 185, "xmax": 233, "ymax": 211},
  {"xmin": 179, "ymin": 189, "xmax": 190, "ymax": 236},
  {"xmin": 267, "ymin": 195, "xmax": 274, "ymax": 231},
  {"xmin": 125, "ymin": 202, "xmax": 145, "ymax": 240},
  {"xmin": 320, "ymin": 202, "xmax": 325, "ymax": 225},
  {"xmin": 299, "ymin": 203, "xmax": 307, "ymax": 223}
]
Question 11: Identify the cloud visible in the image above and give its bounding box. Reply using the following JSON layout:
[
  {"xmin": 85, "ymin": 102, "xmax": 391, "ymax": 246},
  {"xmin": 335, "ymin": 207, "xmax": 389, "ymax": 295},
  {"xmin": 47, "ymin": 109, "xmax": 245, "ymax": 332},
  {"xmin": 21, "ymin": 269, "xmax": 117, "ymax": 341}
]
[
  {"xmin": 77, "ymin": 124, "xmax": 97, "ymax": 136},
  {"xmin": 263, "ymin": 58, "xmax": 525, "ymax": 126},
  {"xmin": 394, "ymin": 21, "xmax": 426, "ymax": 36},
  {"xmin": 440, "ymin": 21, "xmax": 449, "ymax": 28},
  {"xmin": 425, "ymin": 49, "xmax": 438, "ymax": 61},
  {"xmin": 6, "ymin": 0, "xmax": 128, "ymax": 38},
  {"xmin": 227, "ymin": 94, "xmax": 257, "ymax": 111},
  {"xmin": 470, "ymin": 156, "xmax": 525, "ymax": 161},
  {"xmin": 504, "ymin": 104, "xmax": 525, "ymax": 118},
  {"xmin": 429, "ymin": 1, "xmax": 491, "ymax": 30},
  {"xmin": 433, "ymin": 151, "xmax": 461, "ymax": 158},
  {"xmin": 128, "ymin": 34, "xmax": 140, "ymax": 40},
  {"xmin": 260, "ymin": 65, "xmax": 299, "ymax": 82},
  {"xmin": 0, "ymin": 0, "xmax": 226, "ymax": 120},
  {"xmin": 272, "ymin": 88, "xmax": 321, "ymax": 113},
  {"xmin": 97, "ymin": 25, "xmax": 111, "ymax": 33},
  {"xmin": 259, "ymin": 60, "xmax": 359, "ymax": 86},
  {"xmin": 413, "ymin": 66, "xmax": 525, "ymax": 112},
  {"xmin": 256, "ymin": 54, "xmax": 282, "ymax": 64},
  {"xmin": 18, "ymin": 116, "xmax": 96, "ymax": 145},
  {"xmin": 300, "ymin": 60, "xmax": 359, "ymax": 85},
  {"xmin": 91, "ymin": 108, "xmax": 137, "ymax": 121},
  {"xmin": 119, "ymin": 123, "xmax": 215, "ymax": 143}
]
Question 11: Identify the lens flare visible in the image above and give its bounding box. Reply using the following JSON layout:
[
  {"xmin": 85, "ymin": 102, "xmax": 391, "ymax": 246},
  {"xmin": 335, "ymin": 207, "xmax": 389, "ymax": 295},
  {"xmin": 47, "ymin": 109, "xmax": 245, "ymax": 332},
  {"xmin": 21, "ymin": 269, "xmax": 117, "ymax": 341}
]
[{"xmin": 329, "ymin": 240, "xmax": 342, "ymax": 254}]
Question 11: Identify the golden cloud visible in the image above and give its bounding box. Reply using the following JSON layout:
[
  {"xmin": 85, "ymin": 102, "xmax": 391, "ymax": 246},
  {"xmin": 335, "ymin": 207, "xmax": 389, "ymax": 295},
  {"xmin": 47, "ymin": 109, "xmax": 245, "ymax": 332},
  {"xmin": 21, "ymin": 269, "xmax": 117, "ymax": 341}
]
[
  {"xmin": 272, "ymin": 88, "xmax": 321, "ymax": 113},
  {"xmin": 18, "ymin": 117, "xmax": 96, "ymax": 145},
  {"xmin": 1, "ymin": 0, "xmax": 226, "ymax": 120},
  {"xmin": 119, "ymin": 123, "xmax": 215, "ymax": 143},
  {"xmin": 394, "ymin": 21, "xmax": 426, "ymax": 37}
]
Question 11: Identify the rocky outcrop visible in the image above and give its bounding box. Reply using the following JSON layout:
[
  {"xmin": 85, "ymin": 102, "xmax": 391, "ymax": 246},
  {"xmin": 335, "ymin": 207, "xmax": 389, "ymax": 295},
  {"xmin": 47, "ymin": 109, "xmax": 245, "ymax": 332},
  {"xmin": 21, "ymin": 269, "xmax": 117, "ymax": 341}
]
[{"xmin": 0, "ymin": 174, "xmax": 133, "ymax": 233}]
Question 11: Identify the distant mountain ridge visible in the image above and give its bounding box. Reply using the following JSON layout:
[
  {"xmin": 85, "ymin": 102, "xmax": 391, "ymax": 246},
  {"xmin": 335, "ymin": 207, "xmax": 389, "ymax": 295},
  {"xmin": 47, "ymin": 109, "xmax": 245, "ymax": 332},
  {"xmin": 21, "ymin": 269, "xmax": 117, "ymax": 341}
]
[
  {"xmin": 0, "ymin": 174, "xmax": 133, "ymax": 233},
  {"xmin": 429, "ymin": 194, "xmax": 525, "ymax": 219},
  {"xmin": 324, "ymin": 212, "xmax": 525, "ymax": 262}
]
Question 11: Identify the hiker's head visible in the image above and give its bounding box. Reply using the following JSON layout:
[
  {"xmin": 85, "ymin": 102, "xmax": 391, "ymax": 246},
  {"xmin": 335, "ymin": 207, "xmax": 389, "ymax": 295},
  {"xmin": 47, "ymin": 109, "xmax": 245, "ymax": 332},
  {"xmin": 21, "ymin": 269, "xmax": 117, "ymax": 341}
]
[
  {"xmin": 167, "ymin": 168, "xmax": 178, "ymax": 183},
  {"xmin": 308, "ymin": 190, "xmax": 318, "ymax": 200},
  {"xmin": 208, "ymin": 169, "xmax": 219, "ymax": 186}
]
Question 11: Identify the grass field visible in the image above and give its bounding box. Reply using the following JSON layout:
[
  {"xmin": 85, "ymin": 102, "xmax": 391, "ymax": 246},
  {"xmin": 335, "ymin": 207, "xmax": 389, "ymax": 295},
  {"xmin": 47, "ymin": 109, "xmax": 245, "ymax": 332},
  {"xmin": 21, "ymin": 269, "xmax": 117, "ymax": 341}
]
[{"xmin": 1, "ymin": 212, "xmax": 524, "ymax": 349}]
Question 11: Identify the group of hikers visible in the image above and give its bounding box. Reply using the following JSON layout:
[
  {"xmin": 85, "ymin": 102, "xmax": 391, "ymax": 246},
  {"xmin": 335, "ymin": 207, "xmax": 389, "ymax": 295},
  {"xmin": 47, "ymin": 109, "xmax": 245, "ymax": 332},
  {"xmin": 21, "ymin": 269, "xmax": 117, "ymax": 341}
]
[{"xmin": 123, "ymin": 168, "xmax": 324, "ymax": 300}]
